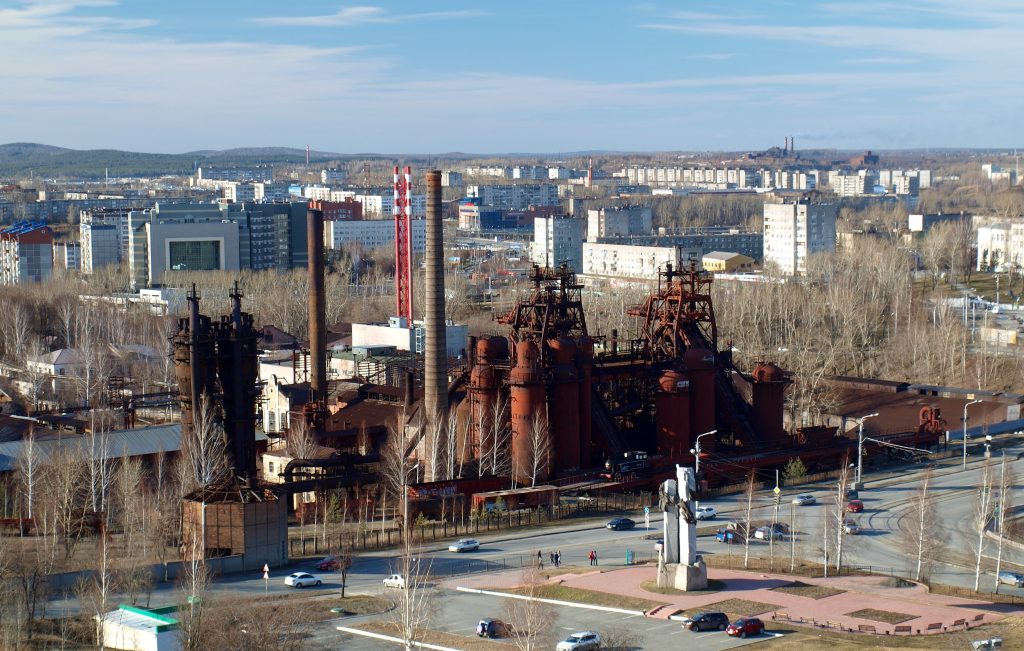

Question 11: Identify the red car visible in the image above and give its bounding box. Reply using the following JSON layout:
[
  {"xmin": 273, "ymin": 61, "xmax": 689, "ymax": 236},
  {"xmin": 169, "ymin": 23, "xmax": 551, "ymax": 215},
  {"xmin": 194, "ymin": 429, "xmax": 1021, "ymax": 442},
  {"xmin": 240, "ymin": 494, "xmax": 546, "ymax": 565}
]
[
  {"xmin": 726, "ymin": 617, "xmax": 765, "ymax": 638},
  {"xmin": 846, "ymin": 499, "xmax": 864, "ymax": 513},
  {"xmin": 315, "ymin": 555, "xmax": 339, "ymax": 571}
]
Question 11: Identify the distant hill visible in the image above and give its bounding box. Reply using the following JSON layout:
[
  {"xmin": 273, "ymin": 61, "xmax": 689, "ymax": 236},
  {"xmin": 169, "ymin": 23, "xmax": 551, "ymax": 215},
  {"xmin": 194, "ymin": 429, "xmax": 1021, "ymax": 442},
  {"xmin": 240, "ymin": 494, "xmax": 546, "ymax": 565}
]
[{"xmin": 0, "ymin": 143, "xmax": 349, "ymax": 180}]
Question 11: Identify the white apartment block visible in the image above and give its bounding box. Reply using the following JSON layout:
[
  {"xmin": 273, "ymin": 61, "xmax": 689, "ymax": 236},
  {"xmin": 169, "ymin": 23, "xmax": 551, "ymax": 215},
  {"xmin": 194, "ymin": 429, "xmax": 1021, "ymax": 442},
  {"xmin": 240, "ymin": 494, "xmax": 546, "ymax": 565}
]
[
  {"xmin": 763, "ymin": 200, "xmax": 838, "ymax": 276},
  {"xmin": 223, "ymin": 182, "xmax": 265, "ymax": 203},
  {"xmin": 512, "ymin": 165, "xmax": 548, "ymax": 180},
  {"xmin": 321, "ymin": 169, "xmax": 347, "ymax": 183},
  {"xmin": 623, "ymin": 166, "xmax": 751, "ymax": 188},
  {"xmin": 548, "ymin": 166, "xmax": 572, "ymax": 180},
  {"xmin": 327, "ymin": 191, "xmax": 427, "ymax": 218},
  {"xmin": 441, "ymin": 170, "xmax": 463, "ymax": 187},
  {"xmin": 468, "ymin": 184, "xmax": 560, "ymax": 210},
  {"xmin": 976, "ymin": 222, "xmax": 1024, "ymax": 271},
  {"xmin": 582, "ymin": 242, "xmax": 701, "ymax": 281},
  {"xmin": 586, "ymin": 206, "xmax": 652, "ymax": 241},
  {"xmin": 532, "ymin": 216, "xmax": 585, "ymax": 272},
  {"xmin": 326, "ymin": 218, "xmax": 426, "ymax": 253},
  {"xmin": 828, "ymin": 172, "xmax": 871, "ymax": 197},
  {"xmin": 464, "ymin": 165, "xmax": 510, "ymax": 178},
  {"xmin": 53, "ymin": 241, "xmax": 80, "ymax": 271}
]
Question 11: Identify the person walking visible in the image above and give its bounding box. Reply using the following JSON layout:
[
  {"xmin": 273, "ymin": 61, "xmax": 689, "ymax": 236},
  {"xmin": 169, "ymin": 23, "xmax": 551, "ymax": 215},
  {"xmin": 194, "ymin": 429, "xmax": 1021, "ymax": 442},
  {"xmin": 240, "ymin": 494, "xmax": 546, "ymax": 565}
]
[
  {"xmin": 555, "ymin": 550, "xmax": 561, "ymax": 567},
  {"xmin": 588, "ymin": 550, "xmax": 596, "ymax": 566},
  {"xmin": 537, "ymin": 550, "xmax": 544, "ymax": 569}
]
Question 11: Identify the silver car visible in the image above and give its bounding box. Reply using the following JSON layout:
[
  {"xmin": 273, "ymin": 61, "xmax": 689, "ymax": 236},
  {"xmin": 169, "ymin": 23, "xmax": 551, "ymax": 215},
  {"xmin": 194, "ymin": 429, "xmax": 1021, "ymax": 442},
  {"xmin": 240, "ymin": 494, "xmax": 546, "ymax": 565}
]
[{"xmin": 792, "ymin": 493, "xmax": 816, "ymax": 506}]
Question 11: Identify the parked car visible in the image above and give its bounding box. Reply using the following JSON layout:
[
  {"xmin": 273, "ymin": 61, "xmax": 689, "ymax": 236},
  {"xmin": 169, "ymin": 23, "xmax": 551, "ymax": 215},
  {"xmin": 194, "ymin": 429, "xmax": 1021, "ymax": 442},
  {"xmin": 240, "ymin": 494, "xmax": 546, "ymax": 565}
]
[
  {"xmin": 695, "ymin": 505, "xmax": 718, "ymax": 520},
  {"xmin": 315, "ymin": 555, "xmax": 339, "ymax": 571},
  {"xmin": 843, "ymin": 519, "xmax": 861, "ymax": 535},
  {"xmin": 284, "ymin": 572, "xmax": 321, "ymax": 588},
  {"xmin": 715, "ymin": 527, "xmax": 744, "ymax": 544},
  {"xmin": 606, "ymin": 517, "xmax": 636, "ymax": 531},
  {"xmin": 846, "ymin": 499, "xmax": 864, "ymax": 513},
  {"xmin": 726, "ymin": 617, "xmax": 765, "ymax": 638},
  {"xmin": 845, "ymin": 488, "xmax": 859, "ymax": 500},
  {"xmin": 556, "ymin": 631, "xmax": 601, "ymax": 651},
  {"xmin": 792, "ymin": 493, "xmax": 816, "ymax": 506},
  {"xmin": 448, "ymin": 538, "xmax": 480, "ymax": 553},
  {"xmin": 476, "ymin": 618, "xmax": 511, "ymax": 638},
  {"xmin": 998, "ymin": 571, "xmax": 1024, "ymax": 588},
  {"xmin": 383, "ymin": 574, "xmax": 406, "ymax": 589},
  {"xmin": 754, "ymin": 526, "xmax": 784, "ymax": 541},
  {"xmin": 682, "ymin": 611, "xmax": 730, "ymax": 631}
]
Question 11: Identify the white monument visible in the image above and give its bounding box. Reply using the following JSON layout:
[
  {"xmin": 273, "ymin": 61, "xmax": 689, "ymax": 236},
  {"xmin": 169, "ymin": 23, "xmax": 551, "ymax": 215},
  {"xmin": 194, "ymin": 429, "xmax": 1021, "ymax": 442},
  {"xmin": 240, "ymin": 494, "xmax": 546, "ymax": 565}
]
[{"xmin": 658, "ymin": 465, "xmax": 708, "ymax": 590}]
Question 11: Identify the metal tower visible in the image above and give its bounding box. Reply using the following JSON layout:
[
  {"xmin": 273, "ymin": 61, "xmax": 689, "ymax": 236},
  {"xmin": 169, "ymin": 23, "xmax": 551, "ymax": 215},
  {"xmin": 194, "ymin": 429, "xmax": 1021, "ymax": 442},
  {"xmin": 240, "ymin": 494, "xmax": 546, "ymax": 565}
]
[{"xmin": 393, "ymin": 165, "xmax": 414, "ymax": 320}]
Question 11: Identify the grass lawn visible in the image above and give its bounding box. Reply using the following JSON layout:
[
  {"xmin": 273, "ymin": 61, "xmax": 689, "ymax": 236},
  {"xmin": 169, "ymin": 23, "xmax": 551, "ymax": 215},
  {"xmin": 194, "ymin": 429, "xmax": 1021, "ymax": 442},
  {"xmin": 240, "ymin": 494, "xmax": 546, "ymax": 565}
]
[
  {"xmin": 762, "ymin": 616, "xmax": 1024, "ymax": 650},
  {"xmin": 846, "ymin": 608, "xmax": 917, "ymax": 625},
  {"xmin": 678, "ymin": 598, "xmax": 781, "ymax": 618},
  {"xmin": 328, "ymin": 594, "xmax": 393, "ymax": 616},
  {"xmin": 639, "ymin": 578, "xmax": 726, "ymax": 596},
  {"xmin": 495, "ymin": 584, "xmax": 663, "ymax": 612},
  {"xmin": 771, "ymin": 581, "xmax": 846, "ymax": 600}
]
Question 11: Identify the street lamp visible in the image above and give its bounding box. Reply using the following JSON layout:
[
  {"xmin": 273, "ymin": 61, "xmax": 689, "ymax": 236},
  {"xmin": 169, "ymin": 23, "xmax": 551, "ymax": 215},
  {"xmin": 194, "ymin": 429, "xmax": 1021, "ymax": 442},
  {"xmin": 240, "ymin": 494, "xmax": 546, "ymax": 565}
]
[
  {"xmin": 402, "ymin": 462, "xmax": 421, "ymax": 544},
  {"xmin": 690, "ymin": 429, "xmax": 716, "ymax": 511},
  {"xmin": 963, "ymin": 400, "xmax": 982, "ymax": 470},
  {"xmin": 856, "ymin": 413, "xmax": 879, "ymax": 488}
]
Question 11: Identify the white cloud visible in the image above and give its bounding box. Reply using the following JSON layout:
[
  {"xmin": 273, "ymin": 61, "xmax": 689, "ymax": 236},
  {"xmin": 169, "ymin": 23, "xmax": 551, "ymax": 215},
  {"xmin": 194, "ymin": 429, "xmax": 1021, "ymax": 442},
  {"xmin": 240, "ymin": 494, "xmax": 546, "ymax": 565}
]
[{"xmin": 253, "ymin": 5, "xmax": 486, "ymax": 27}]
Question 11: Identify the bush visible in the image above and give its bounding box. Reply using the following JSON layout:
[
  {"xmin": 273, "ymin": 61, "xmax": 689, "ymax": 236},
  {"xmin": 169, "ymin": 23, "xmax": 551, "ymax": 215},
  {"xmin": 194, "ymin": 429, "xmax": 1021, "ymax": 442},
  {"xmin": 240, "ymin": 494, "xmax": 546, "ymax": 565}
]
[{"xmin": 782, "ymin": 457, "xmax": 807, "ymax": 485}]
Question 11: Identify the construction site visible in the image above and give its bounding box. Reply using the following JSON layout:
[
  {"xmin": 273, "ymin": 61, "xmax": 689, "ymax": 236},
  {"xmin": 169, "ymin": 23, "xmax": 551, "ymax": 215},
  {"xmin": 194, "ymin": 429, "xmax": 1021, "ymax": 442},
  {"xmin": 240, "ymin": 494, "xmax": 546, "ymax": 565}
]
[{"xmin": 164, "ymin": 167, "xmax": 1011, "ymax": 569}]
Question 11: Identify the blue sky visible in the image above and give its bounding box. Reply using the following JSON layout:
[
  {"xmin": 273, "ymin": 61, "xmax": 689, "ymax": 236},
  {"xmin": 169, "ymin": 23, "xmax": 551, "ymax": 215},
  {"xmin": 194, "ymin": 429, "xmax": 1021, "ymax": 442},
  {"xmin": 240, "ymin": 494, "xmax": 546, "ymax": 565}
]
[{"xmin": 1, "ymin": 1, "xmax": 1021, "ymax": 153}]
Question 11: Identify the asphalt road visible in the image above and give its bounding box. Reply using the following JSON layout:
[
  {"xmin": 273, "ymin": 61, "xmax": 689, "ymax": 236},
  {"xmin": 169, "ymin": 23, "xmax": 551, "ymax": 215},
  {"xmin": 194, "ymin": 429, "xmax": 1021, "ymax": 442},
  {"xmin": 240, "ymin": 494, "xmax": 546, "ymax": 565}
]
[{"xmin": 327, "ymin": 590, "xmax": 784, "ymax": 650}]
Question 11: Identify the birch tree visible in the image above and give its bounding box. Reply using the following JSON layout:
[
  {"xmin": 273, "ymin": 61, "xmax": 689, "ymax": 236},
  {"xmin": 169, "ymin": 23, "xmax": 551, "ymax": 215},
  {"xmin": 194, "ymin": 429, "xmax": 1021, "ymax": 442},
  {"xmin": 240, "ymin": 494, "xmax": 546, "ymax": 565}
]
[
  {"xmin": 897, "ymin": 468, "xmax": 943, "ymax": 582},
  {"xmin": 526, "ymin": 413, "xmax": 552, "ymax": 488},
  {"xmin": 182, "ymin": 393, "xmax": 229, "ymax": 491},
  {"xmin": 993, "ymin": 454, "xmax": 1015, "ymax": 593},
  {"xmin": 833, "ymin": 461, "xmax": 852, "ymax": 573},
  {"xmin": 17, "ymin": 424, "xmax": 41, "ymax": 521},
  {"xmin": 504, "ymin": 568, "xmax": 555, "ymax": 651},
  {"xmin": 972, "ymin": 461, "xmax": 995, "ymax": 591}
]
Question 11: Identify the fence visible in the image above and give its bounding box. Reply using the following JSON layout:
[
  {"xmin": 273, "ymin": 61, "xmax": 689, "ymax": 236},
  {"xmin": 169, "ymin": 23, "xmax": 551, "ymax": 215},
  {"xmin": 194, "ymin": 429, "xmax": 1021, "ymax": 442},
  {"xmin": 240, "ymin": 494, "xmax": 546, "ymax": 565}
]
[{"xmin": 288, "ymin": 491, "xmax": 654, "ymax": 558}]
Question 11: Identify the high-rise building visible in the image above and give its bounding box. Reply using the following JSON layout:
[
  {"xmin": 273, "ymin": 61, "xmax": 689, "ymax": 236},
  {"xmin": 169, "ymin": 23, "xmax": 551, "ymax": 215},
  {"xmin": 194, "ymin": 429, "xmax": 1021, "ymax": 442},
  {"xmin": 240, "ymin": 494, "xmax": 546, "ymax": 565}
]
[
  {"xmin": 52, "ymin": 241, "xmax": 81, "ymax": 271},
  {"xmin": 586, "ymin": 206, "xmax": 652, "ymax": 241},
  {"xmin": 532, "ymin": 215, "xmax": 585, "ymax": 272},
  {"xmin": 763, "ymin": 199, "xmax": 838, "ymax": 275},
  {"xmin": 467, "ymin": 184, "xmax": 560, "ymax": 210},
  {"xmin": 0, "ymin": 221, "xmax": 53, "ymax": 284}
]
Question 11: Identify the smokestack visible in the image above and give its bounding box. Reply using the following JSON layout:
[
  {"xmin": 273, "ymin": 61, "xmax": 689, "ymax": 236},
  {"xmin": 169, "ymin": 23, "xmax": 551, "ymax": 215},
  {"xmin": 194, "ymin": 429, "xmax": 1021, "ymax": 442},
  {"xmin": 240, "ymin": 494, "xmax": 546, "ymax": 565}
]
[
  {"xmin": 307, "ymin": 203, "xmax": 327, "ymax": 402},
  {"xmin": 790, "ymin": 136, "xmax": 795, "ymax": 154},
  {"xmin": 424, "ymin": 170, "xmax": 448, "ymax": 420}
]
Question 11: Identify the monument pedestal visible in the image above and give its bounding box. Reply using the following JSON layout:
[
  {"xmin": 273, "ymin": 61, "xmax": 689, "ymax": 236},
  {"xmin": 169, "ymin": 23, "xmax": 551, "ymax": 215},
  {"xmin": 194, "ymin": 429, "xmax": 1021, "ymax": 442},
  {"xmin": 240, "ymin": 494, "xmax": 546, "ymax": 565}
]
[{"xmin": 670, "ymin": 557, "xmax": 708, "ymax": 591}]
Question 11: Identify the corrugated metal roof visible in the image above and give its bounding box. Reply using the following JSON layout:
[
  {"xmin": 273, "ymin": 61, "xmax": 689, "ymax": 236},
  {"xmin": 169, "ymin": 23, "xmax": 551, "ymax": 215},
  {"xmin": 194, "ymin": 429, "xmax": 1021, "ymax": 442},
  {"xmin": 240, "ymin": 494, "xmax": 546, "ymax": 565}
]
[{"xmin": 0, "ymin": 423, "xmax": 267, "ymax": 472}]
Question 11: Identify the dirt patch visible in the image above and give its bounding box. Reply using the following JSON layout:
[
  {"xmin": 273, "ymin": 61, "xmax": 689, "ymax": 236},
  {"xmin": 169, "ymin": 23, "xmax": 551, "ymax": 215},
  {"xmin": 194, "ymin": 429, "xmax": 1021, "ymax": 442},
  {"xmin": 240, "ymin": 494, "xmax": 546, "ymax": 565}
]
[
  {"xmin": 679, "ymin": 598, "xmax": 780, "ymax": 618},
  {"xmin": 495, "ymin": 584, "xmax": 663, "ymax": 612},
  {"xmin": 846, "ymin": 608, "xmax": 917, "ymax": 625},
  {"xmin": 328, "ymin": 595, "xmax": 392, "ymax": 616},
  {"xmin": 354, "ymin": 621, "xmax": 516, "ymax": 650},
  {"xmin": 771, "ymin": 581, "xmax": 846, "ymax": 600},
  {"xmin": 639, "ymin": 578, "xmax": 726, "ymax": 595}
]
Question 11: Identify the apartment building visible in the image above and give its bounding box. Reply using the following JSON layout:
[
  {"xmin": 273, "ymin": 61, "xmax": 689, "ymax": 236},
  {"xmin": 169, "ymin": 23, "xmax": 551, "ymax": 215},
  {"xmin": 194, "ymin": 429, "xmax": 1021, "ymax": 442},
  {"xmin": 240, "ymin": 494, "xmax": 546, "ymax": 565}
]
[{"xmin": 763, "ymin": 200, "xmax": 838, "ymax": 275}]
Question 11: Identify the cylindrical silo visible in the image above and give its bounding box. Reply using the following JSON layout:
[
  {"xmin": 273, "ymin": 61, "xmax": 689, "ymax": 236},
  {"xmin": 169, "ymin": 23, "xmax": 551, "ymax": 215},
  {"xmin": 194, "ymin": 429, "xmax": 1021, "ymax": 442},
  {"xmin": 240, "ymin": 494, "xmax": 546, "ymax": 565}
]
[
  {"xmin": 509, "ymin": 340, "xmax": 544, "ymax": 484},
  {"xmin": 684, "ymin": 346, "xmax": 716, "ymax": 450},
  {"xmin": 752, "ymin": 362, "xmax": 788, "ymax": 445},
  {"xmin": 549, "ymin": 337, "xmax": 580, "ymax": 471},
  {"xmin": 656, "ymin": 368, "xmax": 691, "ymax": 458}
]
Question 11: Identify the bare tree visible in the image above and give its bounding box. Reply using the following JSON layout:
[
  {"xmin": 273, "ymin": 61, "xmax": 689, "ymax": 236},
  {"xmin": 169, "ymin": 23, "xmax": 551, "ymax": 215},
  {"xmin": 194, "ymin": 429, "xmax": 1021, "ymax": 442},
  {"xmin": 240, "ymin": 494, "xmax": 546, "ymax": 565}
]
[
  {"xmin": 77, "ymin": 525, "xmax": 115, "ymax": 650},
  {"xmin": 39, "ymin": 444, "xmax": 88, "ymax": 559},
  {"xmin": 489, "ymin": 393, "xmax": 511, "ymax": 478},
  {"xmin": 389, "ymin": 530, "xmax": 434, "ymax": 651},
  {"xmin": 972, "ymin": 461, "xmax": 995, "ymax": 591},
  {"xmin": 177, "ymin": 529, "xmax": 211, "ymax": 651},
  {"xmin": 504, "ymin": 567, "xmax": 555, "ymax": 651},
  {"xmin": 17, "ymin": 423, "xmax": 41, "ymax": 521},
  {"xmin": 182, "ymin": 393, "xmax": 229, "ymax": 491},
  {"xmin": 833, "ymin": 460, "xmax": 852, "ymax": 573},
  {"xmin": 897, "ymin": 468, "xmax": 943, "ymax": 582},
  {"xmin": 993, "ymin": 454, "xmax": 1015, "ymax": 593},
  {"xmin": 288, "ymin": 416, "xmax": 318, "ymax": 460},
  {"xmin": 525, "ymin": 413, "xmax": 552, "ymax": 488},
  {"xmin": 741, "ymin": 470, "xmax": 756, "ymax": 569},
  {"xmin": 87, "ymin": 410, "xmax": 116, "ymax": 516}
]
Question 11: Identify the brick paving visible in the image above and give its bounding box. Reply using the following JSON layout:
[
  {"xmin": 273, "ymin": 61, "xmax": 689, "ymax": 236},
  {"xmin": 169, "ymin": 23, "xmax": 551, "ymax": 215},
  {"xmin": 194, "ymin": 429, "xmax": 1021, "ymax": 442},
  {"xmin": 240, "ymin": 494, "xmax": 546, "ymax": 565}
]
[{"xmin": 453, "ymin": 566, "xmax": 1017, "ymax": 636}]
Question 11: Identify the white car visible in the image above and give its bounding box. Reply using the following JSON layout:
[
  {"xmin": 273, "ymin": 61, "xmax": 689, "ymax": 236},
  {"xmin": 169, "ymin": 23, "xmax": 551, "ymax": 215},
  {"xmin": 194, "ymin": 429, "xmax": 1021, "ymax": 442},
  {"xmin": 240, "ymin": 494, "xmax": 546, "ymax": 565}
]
[
  {"xmin": 284, "ymin": 572, "xmax": 321, "ymax": 588},
  {"xmin": 556, "ymin": 631, "xmax": 601, "ymax": 651},
  {"xmin": 383, "ymin": 574, "xmax": 406, "ymax": 589},
  {"xmin": 792, "ymin": 493, "xmax": 816, "ymax": 506},
  {"xmin": 448, "ymin": 538, "xmax": 480, "ymax": 553},
  {"xmin": 695, "ymin": 506, "xmax": 717, "ymax": 520}
]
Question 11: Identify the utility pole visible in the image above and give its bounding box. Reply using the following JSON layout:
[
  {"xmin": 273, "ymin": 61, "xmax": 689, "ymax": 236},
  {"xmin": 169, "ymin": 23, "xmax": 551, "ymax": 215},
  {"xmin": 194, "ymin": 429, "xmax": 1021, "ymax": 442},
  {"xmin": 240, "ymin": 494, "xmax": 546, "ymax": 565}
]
[
  {"xmin": 770, "ymin": 469, "xmax": 780, "ymax": 571},
  {"xmin": 789, "ymin": 499, "xmax": 796, "ymax": 572},
  {"xmin": 856, "ymin": 413, "xmax": 879, "ymax": 488},
  {"xmin": 963, "ymin": 400, "xmax": 982, "ymax": 470},
  {"xmin": 691, "ymin": 429, "xmax": 716, "ymax": 512}
]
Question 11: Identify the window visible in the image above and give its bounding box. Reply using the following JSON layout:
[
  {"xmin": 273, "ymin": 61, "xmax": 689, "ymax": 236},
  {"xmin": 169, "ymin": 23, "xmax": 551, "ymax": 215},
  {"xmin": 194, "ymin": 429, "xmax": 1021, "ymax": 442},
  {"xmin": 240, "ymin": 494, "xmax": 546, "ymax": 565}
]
[{"xmin": 268, "ymin": 461, "xmax": 275, "ymax": 473}]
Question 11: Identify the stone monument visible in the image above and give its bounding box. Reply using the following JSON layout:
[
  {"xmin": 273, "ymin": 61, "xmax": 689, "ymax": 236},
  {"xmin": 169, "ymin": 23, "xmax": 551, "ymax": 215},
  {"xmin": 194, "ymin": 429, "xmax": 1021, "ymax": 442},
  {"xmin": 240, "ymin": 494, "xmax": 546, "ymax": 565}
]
[{"xmin": 657, "ymin": 465, "xmax": 708, "ymax": 590}]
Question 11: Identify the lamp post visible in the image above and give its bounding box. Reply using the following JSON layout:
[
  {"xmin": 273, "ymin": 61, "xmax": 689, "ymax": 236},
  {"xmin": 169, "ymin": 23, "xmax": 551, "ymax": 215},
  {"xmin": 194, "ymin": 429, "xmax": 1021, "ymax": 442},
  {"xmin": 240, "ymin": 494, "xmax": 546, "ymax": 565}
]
[
  {"xmin": 690, "ymin": 429, "xmax": 716, "ymax": 511},
  {"xmin": 402, "ymin": 462, "xmax": 420, "ymax": 544},
  {"xmin": 856, "ymin": 413, "xmax": 879, "ymax": 488},
  {"xmin": 963, "ymin": 400, "xmax": 982, "ymax": 470}
]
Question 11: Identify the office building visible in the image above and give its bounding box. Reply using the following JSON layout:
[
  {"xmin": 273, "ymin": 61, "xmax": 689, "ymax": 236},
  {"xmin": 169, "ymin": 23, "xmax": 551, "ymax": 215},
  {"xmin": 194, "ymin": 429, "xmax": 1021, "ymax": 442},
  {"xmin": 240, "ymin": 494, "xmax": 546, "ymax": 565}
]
[
  {"xmin": 532, "ymin": 216, "xmax": 585, "ymax": 272},
  {"xmin": 0, "ymin": 221, "xmax": 53, "ymax": 285},
  {"xmin": 976, "ymin": 223, "xmax": 1024, "ymax": 270},
  {"xmin": 321, "ymin": 169, "xmax": 347, "ymax": 184},
  {"xmin": 129, "ymin": 204, "xmax": 240, "ymax": 287},
  {"xmin": 763, "ymin": 200, "xmax": 838, "ymax": 275}
]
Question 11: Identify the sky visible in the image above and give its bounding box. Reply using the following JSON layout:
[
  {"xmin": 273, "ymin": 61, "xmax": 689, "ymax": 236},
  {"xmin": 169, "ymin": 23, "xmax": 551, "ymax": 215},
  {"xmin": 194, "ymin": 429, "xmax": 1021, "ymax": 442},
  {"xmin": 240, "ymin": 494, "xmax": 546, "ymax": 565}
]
[{"xmin": 1, "ymin": 0, "xmax": 1022, "ymax": 154}]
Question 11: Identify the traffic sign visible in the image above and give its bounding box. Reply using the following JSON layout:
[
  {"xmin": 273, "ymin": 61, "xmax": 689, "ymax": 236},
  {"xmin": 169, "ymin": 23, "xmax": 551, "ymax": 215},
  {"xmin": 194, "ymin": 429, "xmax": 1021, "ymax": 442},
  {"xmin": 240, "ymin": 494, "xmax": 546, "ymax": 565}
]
[
  {"xmin": 263, "ymin": 563, "xmax": 270, "ymax": 573},
  {"xmin": 644, "ymin": 506, "xmax": 650, "ymax": 515},
  {"xmin": 645, "ymin": 512, "xmax": 651, "ymax": 529},
  {"xmin": 773, "ymin": 486, "xmax": 781, "ymax": 495}
]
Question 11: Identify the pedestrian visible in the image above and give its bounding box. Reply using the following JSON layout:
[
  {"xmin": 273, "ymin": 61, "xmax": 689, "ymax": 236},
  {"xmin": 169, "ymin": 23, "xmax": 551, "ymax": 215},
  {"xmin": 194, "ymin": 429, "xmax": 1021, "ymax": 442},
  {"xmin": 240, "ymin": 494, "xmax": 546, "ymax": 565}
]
[
  {"xmin": 588, "ymin": 550, "xmax": 596, "ymax": 566},
  {"xmin": 550, "ymin": 552, "xmax": 555, "ymax": 566},
  {"xmin": 555, "ymin": 550, "xmax": 561, "ymax": 567},
  {"xmin": 537, "ymin": 550, "xmax": 544, "ymax": 569}
]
